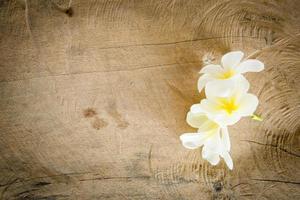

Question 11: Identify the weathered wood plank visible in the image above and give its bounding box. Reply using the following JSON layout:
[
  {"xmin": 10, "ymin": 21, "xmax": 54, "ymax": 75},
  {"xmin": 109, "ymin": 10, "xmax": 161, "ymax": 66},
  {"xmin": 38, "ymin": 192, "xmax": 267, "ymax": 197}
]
[{"xmin": 0, "ymin": 0, "xmax": 299, "ymax": 199}]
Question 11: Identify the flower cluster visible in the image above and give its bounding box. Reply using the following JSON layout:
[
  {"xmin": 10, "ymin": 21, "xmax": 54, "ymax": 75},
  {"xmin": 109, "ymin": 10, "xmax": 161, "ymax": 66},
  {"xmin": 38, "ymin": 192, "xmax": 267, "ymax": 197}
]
[{"xmin": 180, "ymin": 51, "xmax": 264, "ymax": 170}]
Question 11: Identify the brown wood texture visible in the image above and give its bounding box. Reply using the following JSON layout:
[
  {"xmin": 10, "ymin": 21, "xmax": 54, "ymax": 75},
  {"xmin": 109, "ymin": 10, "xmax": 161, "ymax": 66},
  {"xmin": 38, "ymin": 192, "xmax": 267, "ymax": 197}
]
[{"xmin": 0, "ymin": 0, "xmax": 300, "ymax": 199}]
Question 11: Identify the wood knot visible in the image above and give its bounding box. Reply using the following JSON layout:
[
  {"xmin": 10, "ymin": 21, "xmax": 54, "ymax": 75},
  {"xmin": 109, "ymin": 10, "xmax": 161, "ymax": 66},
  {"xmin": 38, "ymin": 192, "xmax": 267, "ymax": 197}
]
[
  {"xmin": 83, "ymin": 108, "xmax": 97, "ymax": 118},
  {"xmin": 213, "ymin": 182, "xmax": 223, "ymax": 192},
  {"xmin": 65, "ymin": 7, "xmax": 73, "ymax": 17}
]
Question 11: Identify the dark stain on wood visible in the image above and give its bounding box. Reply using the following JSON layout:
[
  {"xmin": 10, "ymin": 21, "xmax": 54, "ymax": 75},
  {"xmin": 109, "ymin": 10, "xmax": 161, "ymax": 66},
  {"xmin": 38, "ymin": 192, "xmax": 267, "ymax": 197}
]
[
  {"xmin": 107, "ymin": 101, "xmax": 129, "ymax": 129},
  {"xmin": 83, "ymin": 108, "xmax": 97, "ymax": 118},
  {"xmin": 92, "ymin": 117, "xmax": 108, "ymax": 130}
]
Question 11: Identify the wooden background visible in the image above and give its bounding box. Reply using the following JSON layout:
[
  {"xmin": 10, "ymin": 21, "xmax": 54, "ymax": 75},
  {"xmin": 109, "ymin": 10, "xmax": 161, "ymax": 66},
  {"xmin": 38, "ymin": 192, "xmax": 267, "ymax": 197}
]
[{"xmin": 0, "ymin": 0, "xmax": 299, "ymax": 199}]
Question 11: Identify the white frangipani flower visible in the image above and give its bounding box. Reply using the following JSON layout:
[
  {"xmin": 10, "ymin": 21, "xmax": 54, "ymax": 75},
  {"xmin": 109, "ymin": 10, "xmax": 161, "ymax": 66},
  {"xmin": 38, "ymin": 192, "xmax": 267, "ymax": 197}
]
[
  {"xmin": 180, "ymin": 108, "xmax": 233, "ymax": 170},
  {"xmin": 198, "ymin": 51, "xmax": 264, "ymax": 92},
  {"xmin": 196, "ymin": 77, "xmax": 259, "ymax": 127},
  {"xmin": 180, "ymin": 50, "xmax": 264, "ymax": 170}
]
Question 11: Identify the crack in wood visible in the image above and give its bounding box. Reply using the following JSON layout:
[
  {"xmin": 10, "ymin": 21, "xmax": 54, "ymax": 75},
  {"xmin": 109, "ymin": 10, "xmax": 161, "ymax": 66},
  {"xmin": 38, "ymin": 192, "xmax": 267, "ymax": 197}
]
[
  {"xmin": 92, "ymin": 35, "xmax": 261, "ymax": 50},
  {"xmin": 79, "ymin": 175, "xmax": 151, "ymax": 182},
  {"xmin": 251, "ymin": 178, "xmax": 300, "ymax": 185},
  {"xmin": 242, "ymin": 140, "xmax": 300, "ymax": 158},
  {"xmin": 0, "ymin": 62, "xmax": 198, "ymax": 83}
]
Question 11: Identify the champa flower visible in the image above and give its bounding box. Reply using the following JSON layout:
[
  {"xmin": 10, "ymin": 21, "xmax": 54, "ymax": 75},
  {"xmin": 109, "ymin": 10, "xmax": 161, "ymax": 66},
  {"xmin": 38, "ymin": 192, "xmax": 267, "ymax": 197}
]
[
  {"xmin": 196, "ymin": 77, "xmax": 259, "ymax": 127},
  {"xmin": 198, "ymin": 51, "xmax": 264, "ymax": 92},
  {"xmin": 180, "ymin": 108, "xmax": 233, "ymax": 169},
  {"xmin": 180, "ymin": 50, "xmax": 264, "ymax": 170}
]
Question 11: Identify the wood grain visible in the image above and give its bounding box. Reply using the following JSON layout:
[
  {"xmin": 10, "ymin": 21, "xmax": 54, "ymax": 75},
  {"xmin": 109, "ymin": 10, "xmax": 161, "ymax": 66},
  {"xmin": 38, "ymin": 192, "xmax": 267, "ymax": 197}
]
[{"xmin": 0, "ymin": 0, "xmax": 299, "ymax": 199}]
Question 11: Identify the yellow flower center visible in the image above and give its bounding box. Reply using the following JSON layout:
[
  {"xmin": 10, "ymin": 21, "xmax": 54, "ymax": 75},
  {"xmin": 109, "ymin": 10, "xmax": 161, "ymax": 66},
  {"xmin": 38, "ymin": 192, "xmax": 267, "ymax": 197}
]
[
  {"xmin": 218, "ymin": 97, "xmax": 239, "ymax": 115},
  {"xmin": 218, "ymin": 69, "xmax": 235, "ymax": 79}
]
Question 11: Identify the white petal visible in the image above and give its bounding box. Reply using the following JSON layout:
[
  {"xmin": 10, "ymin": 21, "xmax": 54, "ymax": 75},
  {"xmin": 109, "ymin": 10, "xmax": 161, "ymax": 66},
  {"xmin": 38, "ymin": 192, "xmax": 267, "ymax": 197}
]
[
  {"xmin": 211, "ymin": 113, "xmax": 242, "ymax": 127},
  {"xmin": 237, "ymin": 59, "xmax": 264, "ymax": 74},
  {"xmin": 202, "ymin": 146, "xmax": 220, "ymax": 165},
  {"xmin": 199, "ymin": 64, "xmax": 223, "ymax": 74},
  {"xmin": 221, "ymin": 51, "xmax": 244, "ymax": 69},
  {"xmin": 200, "ymin": 99, "xmax": 224, "ymax": 116},
  {"xmin": 198, "ymin": 74, "xmax": 213, "ymax": 92},
  {"xmin": 205, "ymin": 76, "xmax": 249, "ymax": 99},
  {"xmin": 198, "ymin": 124, "xmax": 220, "ymax": 136},
  {"xmin": 190, "ymin": 104, "xmax": 203, "ymax": 114},
  {"xmin": 204, "ymin": 131, "xmax": 222, "ymax": 150},
  {"xmin": 236, "ymin": 93, "xmax": 259, "ymax": 116},
  {"xmin": 234, "ymin": 75, "xmax": 250, "ymax": 94},
  {"xmin": 205, "ymin": 79, "xmax": 236, "ymax": 99},
  {"xmin": 186, "ymin": 111, "xmax": 208, "ymax": 129},
  {"xmin": 220, "ymin": 151, "xmax": 233, "ymax": 170},
  {"xmin": 200, "ymin": 99, "xmax": 240, "ymax": 126},
  {"xmin": 187, "ymin": 109, "xmax": 220, "ymax": 132},
  {"xmin": 180, "ymin": 133, "xmax": 206, "ymax": 149},
  {"xmin": 221, "ymin": 127, "xmax": 230, "ymax": 151}
]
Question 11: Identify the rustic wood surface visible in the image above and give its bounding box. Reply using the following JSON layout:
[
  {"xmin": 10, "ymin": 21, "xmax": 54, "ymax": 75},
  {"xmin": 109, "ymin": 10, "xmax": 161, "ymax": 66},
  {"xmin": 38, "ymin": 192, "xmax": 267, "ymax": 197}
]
[{"xmin": 0, "ymin": 0, "xmax": 299, "ymax": 199}]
